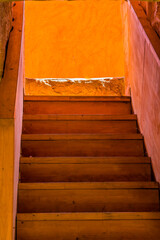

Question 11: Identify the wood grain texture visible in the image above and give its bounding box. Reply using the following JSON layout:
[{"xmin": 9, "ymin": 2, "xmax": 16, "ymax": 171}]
[
  {"xmin": 23, "ymin": 96, "xmax": 131, "ymax": 116},
  {"xmin": 0, "ymin": 119, "xmax": 14, "ymax": 240},
  {"xmin": 24, "ymin": 104, "xmax": 131, "ymax": 115},
  {"xmin": 17, "ymin": 212, "xmax": 160, "ymax": 221},
  {"xmin": 22, "ymin": 134, "xmax": 143, "ymax": 140},
  {"xmin": 22, "ymin": 119, "xmax": 137, "ymax": 134},
  {"xmin": 21, "ymin": 138, "xmax": 144, "ymax": 157},
  {"xmin": 18, "ymin": 182, "xmax": 158, "ymax": 190},
  {"xmin": 18, "ymin": 92, "xmax": 160, "ymax": 239},
  {"xmin": 23, "ymin": 114, "xmax": 137, "ymax": 120},
  {"xmin": 16, "ymin": 218, "xmax": 160, "ymax": 240},
  {"xmin": 20, "ymin": 156, "xmax": 151, "ymax": 164},
  {"xmin": 18, "ymin": 183, "xmax": 159, "ymax": 212},
  {"xmin": 0, "ymin": 2, "xmax": 24, "ymax": 240},
  {"xmin": 20, "ymin": 162, "xmax": 151, "ymax": 182},
  {"xmin": 24, "ymin": 101, "xmax": 131, "ymax": 115}
]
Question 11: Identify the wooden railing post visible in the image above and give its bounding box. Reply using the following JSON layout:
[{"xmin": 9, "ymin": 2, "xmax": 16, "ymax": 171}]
[{"xmin": 0, "ymin": 2, "xmax": 24, "ymax": 240}]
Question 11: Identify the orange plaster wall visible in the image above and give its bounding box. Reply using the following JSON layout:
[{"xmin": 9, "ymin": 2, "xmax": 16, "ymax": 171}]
[{"xmin": 25, "ymin": 0, "xmax": 124, "ymax": 78}]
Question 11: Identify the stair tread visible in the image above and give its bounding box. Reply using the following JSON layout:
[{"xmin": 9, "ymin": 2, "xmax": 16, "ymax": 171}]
[
  {"xmin": 20, "ymin": 156, "xmax": 151, "ymax": 164},
  {"xmin": 24, "ymin": 96, "xmax": 131, "ymax": 115},
  {"xmin": 18, "ymin": 182, "xmax": 159, "ymax": 213},
  {"xmin": 22, "ymin": 133, "xmax": 143, "ymax": 140},
  {"xmin": 17, "ymin": 212, "xmax": 160, "ymax": 221},
  {"xmin": 24, "ymin": 96, "xmax": 131, "ymax": 102},
  {"xmin": 21, "ymin": 134, "xmax": 145, "ymax": 157},
  {"xmin": 23, "ymin": 114, "xmax": 137, "ymax": 121},
  {"xmin": 18, "ymin": 95, "xmax": 159, "ymax": 239},
  {"xmin": 18, "ymin": 182, "xmax": 158, "ymax": 190},
  {"xmin": 23, "ymin": 115, "xmax": 138, "ymax": 134}
]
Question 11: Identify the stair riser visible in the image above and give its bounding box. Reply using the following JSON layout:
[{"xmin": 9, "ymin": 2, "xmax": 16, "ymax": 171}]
[
  {"xmin": 22, "ymin": 120, "xmax": 137, "ymax": 134},
  {"xmin": 17, "ymin": 220, "xmax": 160, "ymax": 240},
  {"xmin": 24, "ymin": 101, "xmax": 131, "ymax": 115},
  {"xmin": 21, "ymin": 139, "xmax": 144, "ymax": 157},
  {"xmin": 18, "ymin": 189, "xmax": 159, "ymax": 213},
  {"xmin": 20, "ymin": 164, "xmax": 151, "ymax": 182}
]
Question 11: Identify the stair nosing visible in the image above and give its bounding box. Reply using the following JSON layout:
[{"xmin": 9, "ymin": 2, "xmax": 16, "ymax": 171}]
[
  {"xmin": 18, "ymin": 182, "xmax": 159, "ymax": 190},
  {"xmin": 24, "ymin": 96, "xmax": 131, "ymax": 102},
  {"xmin": 20, "ymin": 156, "xmax": 151, "ymax": 164},
  {"xmin": 23, "ymin": 114, "xmax": 137, "ymax": 121},
  {"xmin": 17, "ymin": 212, "xmax": 160, "ymax": 221},
  {"xmin": 21, "ymin": 133, "xmax": 143, "ymax": 141}
]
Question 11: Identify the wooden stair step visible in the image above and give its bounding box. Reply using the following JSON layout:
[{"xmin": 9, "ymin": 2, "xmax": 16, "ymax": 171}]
[
  {"xmin": 20, "ymin": 157, "xmax": 151, "ymax": 182},
  {"xmin": 18, "ymin": 182, "xmax": 159, "ymax": 213},
  {"xmin": 17, "ymin": 212, "xmax": 160, "ymax": 240},
  {"xmin": 21, "ymin": 134, "xmax": 144, "ymax": 157},
  {"xmin": 17, "ymin": 95, "xmax": 160, "ymax": 239},
  {"xmin": 23, "ymin": 96, "xmax": 131, "ymax": 115},
  {"xmin": 23, "ymin": 114, "xmax": 137, "ymax": 134}
]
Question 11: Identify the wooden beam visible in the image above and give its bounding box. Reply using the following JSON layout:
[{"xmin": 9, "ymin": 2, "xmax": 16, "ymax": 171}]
[{"xmin": 0, "ymin": 2, "xmax": 24, "ymax": 240}]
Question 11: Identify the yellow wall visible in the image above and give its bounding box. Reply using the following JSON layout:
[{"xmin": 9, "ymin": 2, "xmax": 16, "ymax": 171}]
[{"xmin": 25, "ymin": 0, "xmax": 124, "ymax": 78}]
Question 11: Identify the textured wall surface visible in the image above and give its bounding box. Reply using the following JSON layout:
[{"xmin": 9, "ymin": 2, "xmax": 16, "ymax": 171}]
[
  {"xmin": 25, "ymin": 77, "xmax": 125, "ymax": 96},
  {"xmin": 25, "ymin": 0, "xmax": 124, "ymax": 78},
  {"xmin": 140, "ymin": 1, "xmax": 160, "ymax": 37},
  {"xmin": 122, "ymin": 1, "xmax": 160, "ymax": 182},
  {"xmin": 0, "ymin": 2, "xmax": 12, "ymax": 80}
]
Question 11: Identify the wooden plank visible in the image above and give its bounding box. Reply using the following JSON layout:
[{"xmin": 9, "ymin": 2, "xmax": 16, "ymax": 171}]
[
  {"xmin": 17, "ymin": 212, "xmax": 160, "ymax": 221},
  {"xmin": 21, "ymin": 139, "xmax": 144, "ymax": 157},
  {"xmin": 18, "ymin": 182, "xmax": 158, "ymax": 190},
  {"xmin": 23, "ymin": 114, "xmax": 137, "ymax": 120},
  {"xmin": 20, "ymin": 156, "xmax": 151, "ymax": 164},
  {"xmin": 23, "ymin": 101, "xmax": 131, "ymax": 115},
  {"xmin": 0, "ymin": 2, "xmax": 24, "ymax": 240},
  {"xmin": 16, "ymin": 218, "xmax": 160, "ymax": 240},
  {"xmin": 0, "ymin": 119, "xmax": 14, "ymax": 240},
  {"xmin": 22, "ymin": 119, "xmax": 137, "ymax": 134},
  {"xmin": 24, "ymin": 96, "xmax": 131, "ymax": 102},
  {"xmin": 22, "ymin": 134, "xmax": 143, "ymax": 140},
  {"xmin": 20, "ymin": 162, "xmax": 151, "ymax": 182},
  {"xmin": 18, "ymin": 187, "xmax": 159, "ymax": 212}
]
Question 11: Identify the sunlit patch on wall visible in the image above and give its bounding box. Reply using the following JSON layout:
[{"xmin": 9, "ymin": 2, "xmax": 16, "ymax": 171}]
[{"xmin": 25, "ymin": 0, "xmax": 125, "ymax": 79}]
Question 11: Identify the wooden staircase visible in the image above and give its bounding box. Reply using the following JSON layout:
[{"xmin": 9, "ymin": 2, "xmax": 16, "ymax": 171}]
[{"xmin": 17, "ymin": 96, "xmax": 160, "ymax": 239}]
